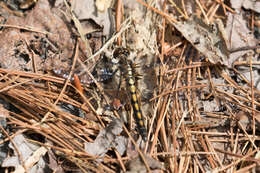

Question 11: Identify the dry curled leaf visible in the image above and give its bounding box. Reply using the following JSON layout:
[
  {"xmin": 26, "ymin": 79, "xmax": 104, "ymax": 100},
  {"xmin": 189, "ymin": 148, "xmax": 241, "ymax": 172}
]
[
  {"xmin": 84, "ymin": 119, "xmax": 127, "ymax": 157},
  {"xmin": 126, "ymin": 154, "xmax": 163, "ymax": 173},
  {"xmin": 72, "ymin": 0, "xmax": 112, "ymax": 36},
  {"xmin": 172, "ymin": 15, "xmax": 229, "ymax": 66},
  {"xmin": 226, "ymin": 12, "xmax": 258, "ymax": 65}
]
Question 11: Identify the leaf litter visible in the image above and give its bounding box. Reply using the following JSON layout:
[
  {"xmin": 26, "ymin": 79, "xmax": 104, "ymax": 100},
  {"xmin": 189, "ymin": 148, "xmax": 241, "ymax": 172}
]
[
  {"xmin": 0, "ymin": 0, "xmax": 259, "ymax": 172},
  {"xmin": 84, "ymin": 118, "xmax": 127, "ymax": 158},
  {"xmin": 2, "ymin": 134, "xmax": 47, "ymax": 173}
]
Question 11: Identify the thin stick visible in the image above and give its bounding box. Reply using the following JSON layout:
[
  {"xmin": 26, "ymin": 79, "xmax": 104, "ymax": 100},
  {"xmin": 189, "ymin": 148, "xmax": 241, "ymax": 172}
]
[{"xmin": 0, "ymin": 24, "xmax": 51, "ymax": 35}]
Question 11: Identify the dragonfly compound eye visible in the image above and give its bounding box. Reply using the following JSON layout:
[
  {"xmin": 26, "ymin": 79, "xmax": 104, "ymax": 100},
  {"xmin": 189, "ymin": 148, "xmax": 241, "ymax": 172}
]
[{"xmin": 113, "ymin": 47, "xmax": 130, "ymax": 58}]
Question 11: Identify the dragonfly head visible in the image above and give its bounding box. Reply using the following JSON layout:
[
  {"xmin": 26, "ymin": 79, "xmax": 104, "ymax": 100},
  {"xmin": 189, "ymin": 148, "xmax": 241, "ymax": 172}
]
[{"xmin": 112, "ymin": 47, "xmax": 131, "ymax": 64}]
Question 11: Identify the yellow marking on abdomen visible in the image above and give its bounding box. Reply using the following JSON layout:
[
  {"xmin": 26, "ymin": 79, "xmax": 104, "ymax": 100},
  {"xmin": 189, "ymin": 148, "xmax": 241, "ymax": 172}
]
[
  {"xmin": 138, "ymin": 120, "xmax": 144, "ymax": 126},
  {"xmin": 129, "ymin": 85, "xmax": 136, "ymax": 93},
  {"xmin": 132, "ymin": 94, "xmax": 137, "ymax": 102},
  {"xmin": 136, "ymin": 112, "xmax": 142, "ymax": 119},
  {"xmin": 128, "ymin": 78, "xmax": 135, "ymax": 85},
  {"xmin": 134, "ymin": 103, "xmax": 139, "ymax": 111}
]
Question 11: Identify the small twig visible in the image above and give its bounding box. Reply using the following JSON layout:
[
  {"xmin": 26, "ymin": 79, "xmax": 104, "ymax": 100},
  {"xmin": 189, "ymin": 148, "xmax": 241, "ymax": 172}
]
[
  {"xmin": 159, "ymin": 0, "xmax": 167, "ymax": 64},
  {"xmin": 213, "ymin": 0, "xmax": 236, "ymax": 13},
  {"xmin": 168, "ymin": 0, "xmax": 188, "ymax": 19},
  {"xmin": 249, "ymin": 55, "xmax": 256, "ymax": 142},
  {"xmin": 0, "ymin": 24, "xmax": 52, "ymax": 35},
  {"xmin": 215, "ymin": 149, "xmax": 257, "ymax": 172},
  {"xmin": 116, "ymin": 0, "xmax": 123, "ymax": 46},
  {"xmin": 73, "ymin": 74, "xmax": 83, "ymax": 94},
  {"xmin": 114, "ymin": 150, "xmax": 126, "ymax": 172},
  {"xmin": 195, "ymin": 0, "xmax": 210, "ymax": 24},
  {"xmin": 208, "ymin": 3, "xmax": 220, "ymax": 22}
]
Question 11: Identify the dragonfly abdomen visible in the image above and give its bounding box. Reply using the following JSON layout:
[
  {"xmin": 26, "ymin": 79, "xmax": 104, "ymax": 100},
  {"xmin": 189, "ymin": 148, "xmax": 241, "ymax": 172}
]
[{"xmin": 125, "ymin": 63, "xmax": 147, "ymax": 141}]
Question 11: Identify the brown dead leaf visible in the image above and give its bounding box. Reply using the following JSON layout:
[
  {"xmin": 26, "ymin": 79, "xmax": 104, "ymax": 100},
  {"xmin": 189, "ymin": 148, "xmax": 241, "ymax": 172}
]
[
  {"xmin": 230, "ymin": 0, "xmax": 260, "ymax": 13},
  {"xmin": 236, "ymin": 111, "xmax": 250, "ymax": 130},
  {"xmin": 84, "ymin": 119, "xmax": 127, "ymax": 157},
  {"xmin": 2, "ymin": 134, "xmax": 47, "ymax": 173},
  {"xmin": 171, "ymin": 15, "xmax": 229, "ymax": 66},
  {"xmin": 126, "ymin": 155, "xmax": 163, "ymax": 173},
  {"xmin": 47, "ymin": 149, "xmax": 65, "ymax": 173},
  {"xmin": 72, "ymin": 0, "xmax": 112, "ymax": 36},
  {"xmin": 125, "ymin": 140, "xmax": 163, "ymax": 172},
  {"xmin": 226, "ymin": 12, "xmax": 258, "ymax": 65}
]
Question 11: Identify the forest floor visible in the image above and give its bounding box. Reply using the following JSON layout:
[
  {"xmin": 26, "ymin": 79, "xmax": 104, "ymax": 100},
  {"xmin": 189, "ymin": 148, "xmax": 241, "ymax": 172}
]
[{"xmin": 0, "ymin": 0, "xmax": 259, "ymax": 172}]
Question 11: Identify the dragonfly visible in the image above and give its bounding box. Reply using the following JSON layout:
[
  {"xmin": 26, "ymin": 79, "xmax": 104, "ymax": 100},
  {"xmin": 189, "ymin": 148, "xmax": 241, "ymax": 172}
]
[
  {"xmin": 112, "ymin": 47, "xmax": 148, "ymax": 141},
  {"xmin": 52, "ymin": 47, "xmax": 150, "ymax": 141}
]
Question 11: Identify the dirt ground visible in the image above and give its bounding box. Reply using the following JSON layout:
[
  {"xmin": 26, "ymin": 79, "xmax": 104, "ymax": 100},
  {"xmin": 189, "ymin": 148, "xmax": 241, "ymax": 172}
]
[{"xmin": 0, "ymin": 0, "xmax": 259, "ymax": 172}]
